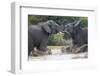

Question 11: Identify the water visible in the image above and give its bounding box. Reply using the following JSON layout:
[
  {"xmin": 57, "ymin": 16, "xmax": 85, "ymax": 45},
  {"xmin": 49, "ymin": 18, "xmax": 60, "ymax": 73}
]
[{"xmin": 29, "ymin": 49, "xmax": 87, "ymax": 61}]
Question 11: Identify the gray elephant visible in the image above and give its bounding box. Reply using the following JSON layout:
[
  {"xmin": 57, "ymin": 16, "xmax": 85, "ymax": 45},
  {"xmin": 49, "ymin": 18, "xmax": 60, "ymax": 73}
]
[
  {"xmin": 28, "ymin": 20, "xmax": 63, "ymax": 56},
  {"xmin": 63, "ymin": 20, "xmax": 88, "ymax": 53}
]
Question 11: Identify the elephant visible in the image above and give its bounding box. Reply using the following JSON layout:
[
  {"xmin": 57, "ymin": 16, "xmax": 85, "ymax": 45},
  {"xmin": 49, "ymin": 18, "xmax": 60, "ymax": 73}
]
[
  {"xmin": 63, "ymin": 20, "xmax": 88, "ymax": 53},
  {"xmin": 28, "ymin": 20, "xmax": 63, "ymax": 56}
]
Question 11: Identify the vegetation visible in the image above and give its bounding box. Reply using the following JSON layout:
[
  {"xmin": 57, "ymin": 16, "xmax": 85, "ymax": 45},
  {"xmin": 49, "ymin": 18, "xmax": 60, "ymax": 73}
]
[{"xmin": 48, "ymin": 33, "xmax": 66, "ymax": 46}]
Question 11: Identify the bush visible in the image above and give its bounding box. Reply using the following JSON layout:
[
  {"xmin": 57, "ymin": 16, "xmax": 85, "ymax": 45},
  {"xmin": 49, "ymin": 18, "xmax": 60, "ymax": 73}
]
[
  {"xmin": 80, "ymin": 17, "xmax": 88, "ymax": 27},
  {"xmin": 48, "ymin": 33, "xmax": 66, "ymax": 46}
]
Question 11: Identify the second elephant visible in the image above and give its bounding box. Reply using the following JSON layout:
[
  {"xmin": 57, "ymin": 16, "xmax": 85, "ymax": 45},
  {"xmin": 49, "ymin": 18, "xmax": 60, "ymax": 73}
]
[{"xmin": 63, "ymin": 20, "xmax": 88, "ymax": 53}]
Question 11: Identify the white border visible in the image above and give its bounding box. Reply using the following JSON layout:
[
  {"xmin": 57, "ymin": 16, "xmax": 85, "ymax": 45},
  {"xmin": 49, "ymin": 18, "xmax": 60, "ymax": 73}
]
[{"xmin": 11, "ymin": 2, "xmax": 97, "ymax": 74}]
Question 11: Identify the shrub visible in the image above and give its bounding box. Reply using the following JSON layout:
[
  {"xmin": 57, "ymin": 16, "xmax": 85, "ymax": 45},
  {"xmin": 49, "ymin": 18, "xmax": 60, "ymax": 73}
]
[{"xmin": 48, "ymin": 33, "xmax": 66, "ymax": 46}]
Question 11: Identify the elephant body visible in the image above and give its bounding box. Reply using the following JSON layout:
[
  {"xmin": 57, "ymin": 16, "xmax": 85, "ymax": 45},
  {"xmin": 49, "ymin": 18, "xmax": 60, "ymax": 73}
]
[
  {"xmin": 28, "ymin": 20, "xmax": 63, "ymax": 56},
  {"xmin": 71, "ymin": 27, "xmax": 88, "ymax": 47},
  {"xmin": 28, "ymin": 25, "xmax": 49, "ymax": 54}
]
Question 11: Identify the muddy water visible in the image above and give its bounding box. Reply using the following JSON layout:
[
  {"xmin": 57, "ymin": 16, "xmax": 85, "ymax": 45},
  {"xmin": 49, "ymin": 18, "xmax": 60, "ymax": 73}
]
[{"xmin": 29, "ymin": 49, "xmax": 87, "ymax": 61}]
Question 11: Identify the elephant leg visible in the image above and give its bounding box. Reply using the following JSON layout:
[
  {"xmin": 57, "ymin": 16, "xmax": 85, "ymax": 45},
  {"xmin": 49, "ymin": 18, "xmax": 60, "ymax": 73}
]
[
  {"xmin": 28, "ymin": 44, "xmax": 34, "ymax": 56},
  {"xmin": 28, "ymin": 35, "xmax": 34, "ymax": 56},
  {"xmin": 40, "ymin": 41, "xmax": 48, "ymax": 51}
]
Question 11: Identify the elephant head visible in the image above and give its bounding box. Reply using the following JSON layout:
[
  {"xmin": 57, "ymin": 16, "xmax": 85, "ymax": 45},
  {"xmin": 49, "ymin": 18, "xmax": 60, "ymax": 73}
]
[
  {"xmin": 42, "ymin": 20, "xmax": 63, "ymax": 34},
  {"xmin": 63, "ymin": 20, "xmax": 82, "ymax": 34}
]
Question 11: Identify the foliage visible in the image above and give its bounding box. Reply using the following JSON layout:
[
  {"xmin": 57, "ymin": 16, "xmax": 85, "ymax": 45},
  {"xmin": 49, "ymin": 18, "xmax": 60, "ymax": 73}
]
[
  {"xmin": 28, "ymin": 15, "xmax": 48, "ymax": 25},
  {"xmin": 48, "ymin": 33, "xmax": 66, "ymax": 46},
  {"xmin": 80, "ymin": 17, "xmax": 88, "ymax": 27},
  {"xmin": 28, "ymin": 15, "xmax": 88, "ymax": 27}
]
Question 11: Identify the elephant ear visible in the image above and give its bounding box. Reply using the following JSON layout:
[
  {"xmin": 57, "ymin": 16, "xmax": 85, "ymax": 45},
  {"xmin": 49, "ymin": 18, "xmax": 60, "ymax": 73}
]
[{"xmin": 42, "ymin": 25, "xmax": 51, "ymax": 34}]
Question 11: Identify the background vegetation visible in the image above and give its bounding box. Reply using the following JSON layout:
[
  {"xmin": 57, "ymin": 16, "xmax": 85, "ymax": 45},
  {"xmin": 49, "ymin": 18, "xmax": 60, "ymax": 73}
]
[{"xmin": 28, "ymin": 15, "xmax": 88, "ymax": 46}]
